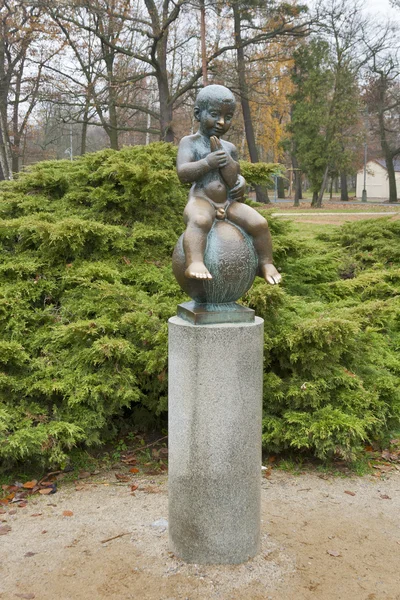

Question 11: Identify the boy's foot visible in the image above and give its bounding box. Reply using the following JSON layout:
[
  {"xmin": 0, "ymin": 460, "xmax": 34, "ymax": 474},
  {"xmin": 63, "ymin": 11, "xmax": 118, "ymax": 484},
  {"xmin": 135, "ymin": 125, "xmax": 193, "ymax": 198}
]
[
  {"xmin": 260, "ymin": 263, "xmax": 282, "ymax": 285},
  {"xmin": 185, "ymin": 262, "xmax": 213, "ymax": 280}
]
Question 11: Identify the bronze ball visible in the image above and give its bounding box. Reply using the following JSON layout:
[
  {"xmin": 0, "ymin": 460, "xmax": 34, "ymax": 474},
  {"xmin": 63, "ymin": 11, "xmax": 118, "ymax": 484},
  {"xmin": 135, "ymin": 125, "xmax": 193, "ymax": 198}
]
[{"xmin": 172, "ymin": 220, "xmax": 258, "ymax": 304}]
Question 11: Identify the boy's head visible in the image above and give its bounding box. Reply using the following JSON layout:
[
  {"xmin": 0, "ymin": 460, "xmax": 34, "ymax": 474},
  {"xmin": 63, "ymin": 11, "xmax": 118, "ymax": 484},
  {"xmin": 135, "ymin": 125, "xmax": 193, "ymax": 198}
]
[{"xmin": 194, "ymin": 85, "xmax": 236, "ymax": 138}]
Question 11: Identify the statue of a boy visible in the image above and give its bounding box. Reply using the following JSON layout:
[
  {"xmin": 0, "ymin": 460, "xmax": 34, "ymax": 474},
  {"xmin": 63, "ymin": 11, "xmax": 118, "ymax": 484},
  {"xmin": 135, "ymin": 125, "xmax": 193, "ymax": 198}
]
[{"xmin": 176, "ymin": 84, "xmax": 281, "ymax": 286}]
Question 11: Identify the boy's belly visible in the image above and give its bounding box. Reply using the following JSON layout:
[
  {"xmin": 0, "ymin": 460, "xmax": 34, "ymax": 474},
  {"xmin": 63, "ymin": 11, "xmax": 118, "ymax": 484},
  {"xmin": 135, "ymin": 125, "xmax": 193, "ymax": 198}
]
[{"xmin": 202, "ymin": 180, "xmax": 227, "ymax": 204}]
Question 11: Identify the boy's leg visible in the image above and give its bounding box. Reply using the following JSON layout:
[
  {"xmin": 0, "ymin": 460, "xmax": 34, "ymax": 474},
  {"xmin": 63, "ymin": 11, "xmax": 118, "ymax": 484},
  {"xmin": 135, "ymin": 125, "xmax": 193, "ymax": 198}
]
[
  {"xmin": 183, "ymin": 196, "xmax": 215, "ymax": 279},
  {"xmin": 226, "ymin": 202, "xmax": 281, "ymax": 284}
]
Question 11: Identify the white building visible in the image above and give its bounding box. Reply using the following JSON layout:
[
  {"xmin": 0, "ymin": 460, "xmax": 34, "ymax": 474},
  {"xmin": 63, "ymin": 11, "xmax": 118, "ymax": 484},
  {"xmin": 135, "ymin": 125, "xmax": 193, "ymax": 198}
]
[{"xmin": 356, "ymin": 159, "xmax": 400, "ymax": 200}]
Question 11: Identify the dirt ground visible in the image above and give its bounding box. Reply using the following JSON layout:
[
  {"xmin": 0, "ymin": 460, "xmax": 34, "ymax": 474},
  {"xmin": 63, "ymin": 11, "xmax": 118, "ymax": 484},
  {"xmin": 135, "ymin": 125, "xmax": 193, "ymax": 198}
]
[{"xmin": 1, "ymin": 469, "xmax": 399, "ymax": 600}]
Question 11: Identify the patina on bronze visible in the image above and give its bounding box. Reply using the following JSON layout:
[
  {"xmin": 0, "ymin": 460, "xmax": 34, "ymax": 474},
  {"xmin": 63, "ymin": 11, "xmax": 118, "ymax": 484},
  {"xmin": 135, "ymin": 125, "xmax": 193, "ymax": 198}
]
[{"xmin": 172, "ymin": 84, "xmax": 281, "ymax": 324}]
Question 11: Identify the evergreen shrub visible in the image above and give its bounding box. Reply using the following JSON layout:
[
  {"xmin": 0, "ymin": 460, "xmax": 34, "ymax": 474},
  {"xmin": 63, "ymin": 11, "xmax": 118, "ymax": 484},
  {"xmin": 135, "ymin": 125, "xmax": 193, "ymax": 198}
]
[{"xmin": 0, "ymin": 144, "xmax": 399, "ymax": 468}]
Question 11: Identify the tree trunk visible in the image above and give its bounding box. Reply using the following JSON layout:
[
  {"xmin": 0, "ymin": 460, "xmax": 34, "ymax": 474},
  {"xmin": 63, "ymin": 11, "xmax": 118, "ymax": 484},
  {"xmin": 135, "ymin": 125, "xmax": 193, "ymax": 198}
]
[
  {"xmin": 253, "ymin": 184, "xmax": 269, "ymax": 205},
  {"xmin": 158, "ymin": 74, "xmax": 174, "ymax": 142},
  {"xmin": 233, "ymin": 3, "xmax": 269, "ymax": 204},
  {"xmin": 80, "ymin": 101, "xmax": 89, "ymax": 155},
  {"xmin": 0, "ymin": 105, "xmax": 12, "ymax": 180},
  {"xmin": 385, "ymin": 153, "xmax": 398, "ymax": 203},
  {"xmin": 329, "ymin": 178, "xmax": 333, "ymax": 200},
  {"xmin": 11, "ymin": 144, "xmax": 19, "ymax": 173},
  {"xmin": 107, "ymin": 102, "xmax": 119, "ymax": 150},
  {"xmin": 315, "ymin": 166, "xmax": 330, "ymax": 207},
  {"xmin": 277, "ymin": 176, "xmax": 285, "ymax": 199},
  {"xmin": 293, "ymin": 163, "xmax": 302, "ymax": 207},
  {"xmin": 340, "ymin": 171, "xmax": 348, "ymax": 201},
  {"xmin": 311, "ymin": 190, "xmax": 318, "ymax": 206},
  {"xmin": 377, "ymin": 76, "xmax": 397, "ymax": 203},
  {"xmin": 200, "ymin": 0, "xmax": 207, "ymax": 86},
  {"xmin": 157, "ymin": 26, "xmax": 174, "ymax": 142},
  {"xmin": 103, "ymin": 46, "xmax": 119, "ymax": 150}
]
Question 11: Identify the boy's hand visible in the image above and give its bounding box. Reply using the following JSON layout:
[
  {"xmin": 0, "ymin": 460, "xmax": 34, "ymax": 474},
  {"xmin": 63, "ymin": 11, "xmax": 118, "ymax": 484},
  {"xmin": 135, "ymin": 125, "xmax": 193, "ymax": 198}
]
[
  {"xmin": 206, "ymin": 150, "xmax": 228, "ymax": 169},
  {"xmin": 207, "ymin": 135, "xmax": 228, "ymax": 169},
  {"xmin": 230, "ymin": 175, "xmax": 246, "ymax": 201}
]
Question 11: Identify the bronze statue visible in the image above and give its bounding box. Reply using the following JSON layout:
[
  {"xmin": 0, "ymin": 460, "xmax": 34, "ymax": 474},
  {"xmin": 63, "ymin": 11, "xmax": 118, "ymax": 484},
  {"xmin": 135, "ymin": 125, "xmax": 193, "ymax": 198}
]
[{"xmin": 172, "ymin": 84, "xmax": 281, "ymax": 322}]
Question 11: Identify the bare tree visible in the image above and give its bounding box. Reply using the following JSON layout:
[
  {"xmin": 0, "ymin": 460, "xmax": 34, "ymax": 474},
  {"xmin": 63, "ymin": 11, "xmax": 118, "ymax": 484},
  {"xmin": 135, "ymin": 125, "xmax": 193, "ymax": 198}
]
[
  {"xmin": 0, "ymin": 1, "xmax": 50, "ymax": 178},
  {"xmin": 365, "ymin": 52, "xmax": 400, "ymax": 203},
  {"xmin": 232, "ymin": 1, "xmax": 309, "ymax": 204}
]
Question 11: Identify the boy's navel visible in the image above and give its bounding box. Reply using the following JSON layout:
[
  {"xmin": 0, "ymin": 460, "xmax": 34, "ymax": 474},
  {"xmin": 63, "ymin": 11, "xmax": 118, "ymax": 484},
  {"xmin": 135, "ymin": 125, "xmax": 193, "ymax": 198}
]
[{"xmin": 203, "ymin": 180, "xmax": 227, "ymax": 204}]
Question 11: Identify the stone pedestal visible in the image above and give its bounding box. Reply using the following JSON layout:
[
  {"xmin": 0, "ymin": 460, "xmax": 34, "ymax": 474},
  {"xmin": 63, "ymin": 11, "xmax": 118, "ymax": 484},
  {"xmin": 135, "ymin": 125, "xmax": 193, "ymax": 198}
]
[{"xmin": 168, "ymin": 316, "xmax": 264, "ymax": 564}]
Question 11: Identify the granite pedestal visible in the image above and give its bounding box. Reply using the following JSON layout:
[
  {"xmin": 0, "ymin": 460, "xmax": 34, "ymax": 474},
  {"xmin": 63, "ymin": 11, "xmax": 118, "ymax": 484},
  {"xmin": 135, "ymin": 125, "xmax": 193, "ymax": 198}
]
[{"xmin": 168, "ymin": 315, "xmax": 264, "ymax": 564}]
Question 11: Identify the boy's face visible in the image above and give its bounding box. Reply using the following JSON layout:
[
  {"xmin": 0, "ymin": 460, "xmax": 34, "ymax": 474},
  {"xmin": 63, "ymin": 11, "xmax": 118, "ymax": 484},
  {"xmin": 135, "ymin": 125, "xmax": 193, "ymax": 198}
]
[{"xmin": 195, "ymin": 100, "xmax": 235, "ymax": 138}]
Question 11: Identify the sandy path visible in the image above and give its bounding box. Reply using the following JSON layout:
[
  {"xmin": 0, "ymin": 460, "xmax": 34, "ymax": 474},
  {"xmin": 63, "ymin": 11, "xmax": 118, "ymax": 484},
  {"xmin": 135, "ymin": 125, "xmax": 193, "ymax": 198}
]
[
  {"xmin": 1, "ymin": 470, "xmax": 399, "ymax": 600},
  {"xmin": 274, "ymin": 213, "xmax": 400, "ymax": 225}
]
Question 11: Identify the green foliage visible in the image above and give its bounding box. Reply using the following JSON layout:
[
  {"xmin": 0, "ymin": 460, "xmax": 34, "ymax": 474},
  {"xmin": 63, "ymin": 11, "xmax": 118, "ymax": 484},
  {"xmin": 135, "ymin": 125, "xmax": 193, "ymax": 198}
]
[
  {"xmin": 239, "ymin": 161, "xmax": 283, "ymax": 186},
  {"xmin": 0, "ymin": 143, "xmax": 399, "ymax": 469},
  {"xmin": 289, "ymin": 38, "xmax": 361, "ymax": 195}
]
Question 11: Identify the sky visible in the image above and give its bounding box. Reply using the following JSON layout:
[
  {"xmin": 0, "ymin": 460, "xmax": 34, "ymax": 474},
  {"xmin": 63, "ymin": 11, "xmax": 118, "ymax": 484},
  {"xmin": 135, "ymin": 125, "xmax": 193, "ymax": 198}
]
[
  {"xmin": 363, "ymin": 0, "xmax": 398, "ymax": 16},
  {"xmin": 307, "ymin": 0, "xmax": 399, "ymax": 20}
]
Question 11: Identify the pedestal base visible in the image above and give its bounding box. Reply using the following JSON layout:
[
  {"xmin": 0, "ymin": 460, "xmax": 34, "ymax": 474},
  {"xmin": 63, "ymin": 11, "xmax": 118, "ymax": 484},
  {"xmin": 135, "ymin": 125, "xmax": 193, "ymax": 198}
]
[
  {"xmin": 168, "ymin": 316, "xmax": 264, "ymax": 564},
  {"xmin": 177, "ymin": 300, "xmax": 255, "ymax": 325}
]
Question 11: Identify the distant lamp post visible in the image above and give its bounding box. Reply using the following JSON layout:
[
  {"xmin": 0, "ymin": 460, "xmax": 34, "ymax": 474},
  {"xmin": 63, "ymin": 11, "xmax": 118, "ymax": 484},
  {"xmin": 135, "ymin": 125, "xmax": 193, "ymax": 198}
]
[
  {"xmin": 362, "ymin": 108, "xmax": 368, "ymax": 202},
  {"xmin": 362, "ymin": 141, "xmax": 367, "ymax": 202}
]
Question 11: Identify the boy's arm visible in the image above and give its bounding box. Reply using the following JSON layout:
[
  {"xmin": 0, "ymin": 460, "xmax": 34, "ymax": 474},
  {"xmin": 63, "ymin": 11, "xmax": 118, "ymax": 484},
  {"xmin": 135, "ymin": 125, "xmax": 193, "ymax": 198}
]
[
  {"xmin": 177, "ymin": 136, "xmax": 227, "ymax": 184},
  {"xmin": 210, "ymin": 136, "xmax": 238, "ymax": 189}
]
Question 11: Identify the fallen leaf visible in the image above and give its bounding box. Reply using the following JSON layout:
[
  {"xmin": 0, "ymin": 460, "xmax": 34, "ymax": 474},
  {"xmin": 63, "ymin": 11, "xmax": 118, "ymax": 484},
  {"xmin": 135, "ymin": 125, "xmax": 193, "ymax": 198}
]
[
  {"xmin": 2, "ymin": 484, "xmax": 19, "ymax": 492},
  {"xmin": 22, "ymin": 480, "xmax": 37, "ymax": 489},
  {"xmin": 121, "ymin": 457, "xmax": 137, "ymax": 465},
  {"xmin": 344, "ymin": 490, "xmax": 356, "ymax": 496},
  {"xmin": 15, "ymin": 594, "xmax": 35, "ymax": 599},
  {"xmin": 24, "ymin": 552, "xmax": 36, "ymax": 558},
  {"xmin": 78, "ymin": 472, "xmax": 91, "ymax": 479},
  {"xmin": 380, "ymin": 494, "xmax": 391, "ymax": 500},
  {"xmin": 263, "ymin": 469, "xmax": 272, "ymax": 478},
  {"xmin": 63, "ymin": 510, "xmax": 74, "ymax": 517},
  {"xmin": 141, "ymin": 485, "xmax": 160, "ymax": 494},
  {"xmin": 129, "ymin": 468, "xmax": 139, "ymax": 474},
  {"xmin": 0, "ymin": 508, "xmax": 6, "ymax": 514},
  {"xmin": 115, "ymin": 474, "xmax": 130, "ymax": 482},
  {"xmin": 30, "ymin": 513, "xmax": 42, "ymax": 517},
  {"xmin": 9, "ymin": 509, "xmax": 17, "ymax": 515},
  {"xmin": 0, "ymin": 498, "xmax": 9, "ymax": 505},
  {"xmin": 377, "ymin": 465, "xmax": 393, "ymax": 473},
  {"xmin": 0, "ymin": 524, "xmax": 12, "ymax": 535},
  {"xmin": 38, "ymin": 488, "xmax": 53, "ymax": 495},
  {"xmin": 327, "ymin": 550, "xmax": 341, "ymax": 557},
  {"xmin": 18, "ymin": 502, "xmax": 27, "ymax": 508},
  {"xmin": 130, "ymin": 484, "xmax": 138, "ymax": 492}
]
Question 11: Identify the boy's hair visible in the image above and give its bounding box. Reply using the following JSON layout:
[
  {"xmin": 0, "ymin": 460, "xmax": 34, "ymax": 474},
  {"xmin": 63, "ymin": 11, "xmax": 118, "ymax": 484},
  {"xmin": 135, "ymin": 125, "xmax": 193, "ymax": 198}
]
[{"xmin": 195, "ymin": 85, "xmax": 236, "ymax": 111}]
